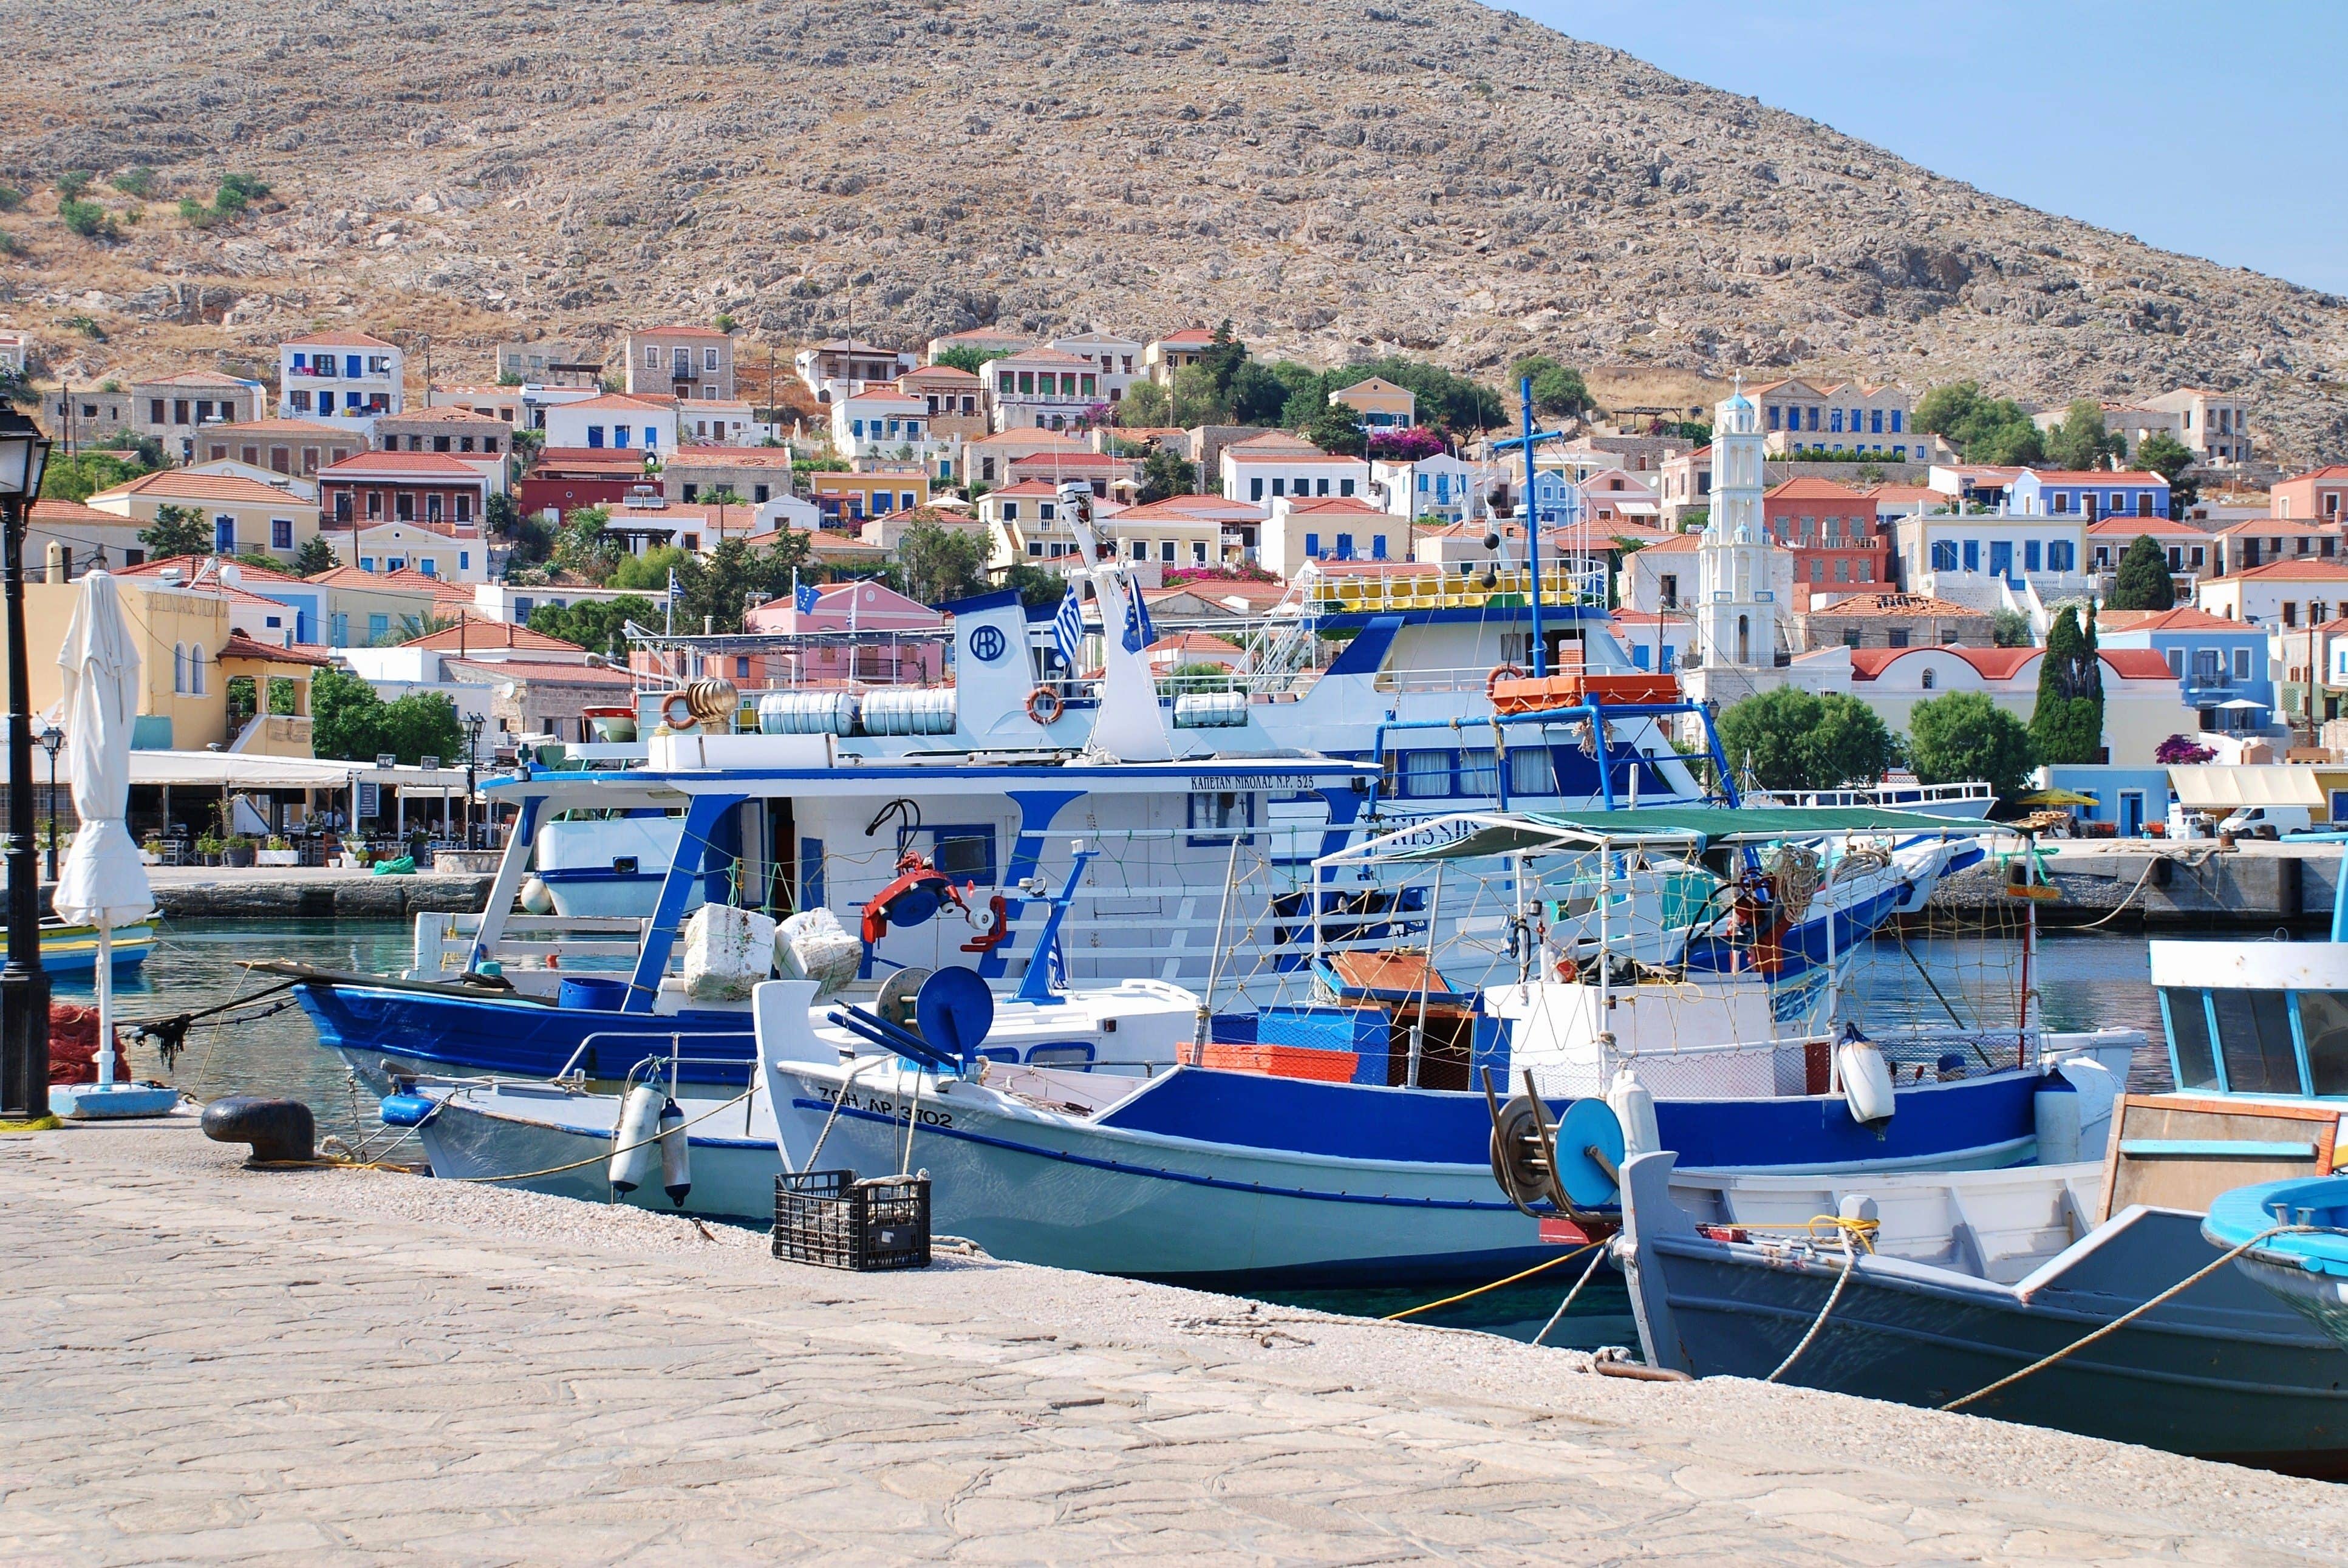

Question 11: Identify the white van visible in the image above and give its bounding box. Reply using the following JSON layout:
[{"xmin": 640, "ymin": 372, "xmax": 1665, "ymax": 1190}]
[{"xmin": 2218, "ymin": 805, "xmax": 2315, "ymax": 837}]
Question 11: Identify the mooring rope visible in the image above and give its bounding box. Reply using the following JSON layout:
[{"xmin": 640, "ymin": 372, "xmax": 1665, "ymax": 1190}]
[
  {"xmin": 1531, "ymin": 1242, "xmax": 1611, "ymax": 1347},
  {"xmin": 1382, "ymin": 1241, "xmax": 1601, "ymax": 1323}
]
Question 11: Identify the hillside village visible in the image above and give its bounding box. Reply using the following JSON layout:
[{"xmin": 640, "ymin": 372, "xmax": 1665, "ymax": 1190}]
[{"xmin": 3, "ymin": 306, "xmax": 2342, "ymax": 844}]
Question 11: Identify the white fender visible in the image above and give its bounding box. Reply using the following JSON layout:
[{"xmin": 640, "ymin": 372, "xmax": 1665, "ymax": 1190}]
[
  {"xmin": 520, "ymin": 876, "xmax": 556, "ymax": 915},
  {"xmin": 657, "ymin": 1095, "xmax": 691, "ymax": 1207},
  {"xmin": 1837, "ymin": 1038, "xmax": 1896, "ymax": 1130},
  {"xmin": 1606, "ymin": 1065, "xmax": 1660, "ymax": 1159},
  {"xmin": 609, "ymin": 1082, "xmax": 666, "ymax": 1193}
]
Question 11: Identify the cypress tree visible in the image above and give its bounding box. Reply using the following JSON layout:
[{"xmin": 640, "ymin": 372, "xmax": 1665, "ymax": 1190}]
[
  {"xmin": 2109, "ymin": 534, "xmax": 2176, "ymax": 611},
  {"xmin": 2030, "ymin": 604, "xmax": 2105, "ymax": 764}
]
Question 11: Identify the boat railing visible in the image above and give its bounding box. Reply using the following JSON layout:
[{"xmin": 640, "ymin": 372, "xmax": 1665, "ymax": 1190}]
[
  {"xmin": 415, "ymin": 912, "xmax": 653, "ymax": 979},
  {"xmin": 1302, "ymin": 562, "xmax": 1606, "ymax": 615},
  {"xmin": 557, "ymin": 1031, "xmax": 757, "ymax": 1083}
]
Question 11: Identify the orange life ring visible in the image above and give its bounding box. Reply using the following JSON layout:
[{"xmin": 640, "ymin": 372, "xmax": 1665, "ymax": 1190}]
[
  {"xmin": 1486, "ymin": 663, "xmax": 1526, "ymax": 700},
  {"xmin": 1026, "ymin": 686, "xmax": 1065, "ymax": 725}
]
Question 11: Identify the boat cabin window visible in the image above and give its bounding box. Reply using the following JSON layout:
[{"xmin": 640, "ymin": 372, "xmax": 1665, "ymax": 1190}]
[
  {"xmin": 1509, "ymin": 746, "xmax": 1555, "ymax": 797},
  {"xmin": 1399, "ymin": 750, "xmax": 1452, "ymax": 799},
  {"xmin": 1188, "ymin": 790, "xmax": 1255, "ymax": 846},
  {"xmin": 898, "ymin": 825, "xmax": 996, "ymax": 885},
  {"xmin": 2211, "ymin": 989, "xmax": 2301, "ymax": 1096},
  {"xmin": 2159, "ymin": 986, "xmax": 2220, "ymax": 1091},
  {"xmin": 2298, "ymin": 992, "xmax": 2348, "ymax": 1096},
  {"xmin": 1458, "ymin": 749, "xmax": 1498, "ymax": 797}
]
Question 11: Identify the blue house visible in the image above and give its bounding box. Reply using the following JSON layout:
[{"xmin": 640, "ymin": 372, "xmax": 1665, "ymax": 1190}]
[
  {"xmin": 2008, "ymin": 468, "xmax": 2170, "ymax": 522},
  {"xmin": 2096, "ymin": 605, "xmax": 2274, "ymax": 735}
]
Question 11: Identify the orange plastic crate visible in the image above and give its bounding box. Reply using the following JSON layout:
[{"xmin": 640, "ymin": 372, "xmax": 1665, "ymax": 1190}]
[{"xmin": 1199, "ymin": 1043, "xmax": 1360, "ymax": 1083}]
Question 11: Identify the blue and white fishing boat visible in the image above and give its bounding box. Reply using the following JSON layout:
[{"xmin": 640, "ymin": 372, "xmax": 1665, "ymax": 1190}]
[
  {"xmin": 1613, "ymin": 855, "xmax": 2348, "ymax": 1475},
  {"xmin": 38, "ymin": 918, "xmax": 154, "ymax": 974}
]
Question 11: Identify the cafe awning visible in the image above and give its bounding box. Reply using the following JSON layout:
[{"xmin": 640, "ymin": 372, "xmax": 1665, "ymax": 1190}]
[{"xmin": 2169, "ymin": 764, "xmax": 2326, "ymax": 811}]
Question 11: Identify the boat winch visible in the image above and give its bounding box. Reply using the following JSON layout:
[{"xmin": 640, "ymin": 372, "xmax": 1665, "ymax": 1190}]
[{"xmin": 861, "ymin": 851, "xmax": 978, "ymax": 945}]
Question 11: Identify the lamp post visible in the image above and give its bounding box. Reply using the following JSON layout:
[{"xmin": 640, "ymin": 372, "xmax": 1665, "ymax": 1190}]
[
  {"xmin": 463, "ymin": 710, "xmax": 485, "ymax": 847},
  {"xmin": 0, "ymin": 407, "xmax": 55, "ymax": 1122},
  {"xmin": 36, "ymin": 722, "xmax": 64, "ymax": 882}
]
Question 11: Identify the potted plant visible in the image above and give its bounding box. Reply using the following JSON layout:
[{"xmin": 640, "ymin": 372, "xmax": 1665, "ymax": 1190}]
[
  {"xmin": 139, "ymin": 833, "xmax": 162, "ymax": 865},
  {"xmin": 257, "ymin": 835, "xmax": 300, "ymax": 867},
  {"xmin": 220, "ymin": 834, "xmax": 256, "ymax": 868},
  {"xmin": 193, "ymin": 832, "xmax": 224, "ymax": 867}
]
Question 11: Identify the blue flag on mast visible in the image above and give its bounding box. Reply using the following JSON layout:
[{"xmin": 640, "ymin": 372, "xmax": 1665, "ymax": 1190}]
[{"xmin": 1119, "ymin": 579, "xmax": 1155, "ymax": 655}]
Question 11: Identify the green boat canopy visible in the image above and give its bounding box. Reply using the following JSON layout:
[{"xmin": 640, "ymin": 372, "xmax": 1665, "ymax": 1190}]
[{"xmin": 1384, "ymin": 804, "xmax": 1993, "ymax": 862}]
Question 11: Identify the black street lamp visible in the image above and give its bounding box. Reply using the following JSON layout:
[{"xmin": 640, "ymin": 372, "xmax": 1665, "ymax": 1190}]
[
  {"xmin": 463, "ymin": 710, "xmax": 485, "ymax": 847},
  {"xmin": 0, "ymin": 408, "xmax": 55, "ymax": 1123},
  {"xmin": 35, "ymin": 721, "xmax": 64, "ymax": 882}
]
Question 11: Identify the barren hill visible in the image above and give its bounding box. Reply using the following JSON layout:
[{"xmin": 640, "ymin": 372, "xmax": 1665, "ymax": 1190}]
[{"xmin": 5, "ymin": 0, "xmax": 2346, "ymax": 462}]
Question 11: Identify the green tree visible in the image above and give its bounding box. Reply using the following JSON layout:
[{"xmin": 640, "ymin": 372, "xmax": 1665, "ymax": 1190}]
[
  {"xmin": 40, "ymin": 450, "xmax": 146, "ymax": 502},
  {"xmin": 2135, "ymin": 431, "xmax": 2195, "ymax": 483},
  {"xmin": 2029, "ymin": 604, "xmax": 2105, "ymax": 765},
  {"xmin": 669, "ymin": 536, "xmax": 813, "ymax": 634},
  {"xmin": 2045, "ymin": 399, "xmax": 2120, "ymax": 471},
  {"xmin": 609, "ymin": 544, "xmax": 691, "ymax": 591},
  {"xmin": 1196, "ymin": 319, "xmax": 1249, "ymax": 401},
  {"xmin": 1002, "ymin": 564, "xmax": 1068, "ymax": 610},
  {"xmin": 933, "ymin": 345, "xmax": 1011, "ymax": 375},
  {"xmin": 2109, "ymin": 534, "xmax": 2177, "ymax": 612},
  {"xmin": 1138, "ymin": 443, "xmax": 1200, "ymax": 503},
  {"xmin": 378, "ymin": 690, "xmax": 466, "ymax": 766},
  {"xmin": 140, "ymin": 503, "xmax": 213, "ymax": 561},
  {"xmin": 1914, "ymin": 380, "xmax": 2043, "ymax": 466},
  {"xmin": 310, "ymin": 666, "xmax": 386, "ymax": 761},
  {"xmin": 58, "ymin": 199, "xmax": 116, "ymax": 240},
  {"xmin": 895, "ymin": 519, "xmax": 991, "ymax": 605},
  {"xmin": 110, "ymin": 166, "xmax": 155, "ymax": 198},
  {"xmin": 1308, "ymin": 401, "xmax": 1367, "ymax": 458},
  {"xmin": 527, "ymin": 595, "xmax": 657, "ymax": 656},
  {"xmin": 1227, "ymin": 360, "xmax": 1292, "ymax": 427},
  {"xmin": 1117, "ymin": 380, "xmax": 1172, "ymax": 428},
  {"xmin": 482, "ymin": 490, "xmax": 522, "ymax": 540},
  {"xmin": 1167, "ymin": 361, "xmax": 1230, "ymax": 428},
  {"xmin": 1990, "ymin": 607, "xmax": 2034, "ymax": 647},
  {"xmin": 54, "ymin": 171, "xmax": 90, "ymax": 200},
  {"xmin": 550, "ymin": 505, "xmax": 619, "ymax": 582},
  {"xmin": 289, "ymin": 535, "xmax": 339, "ymax": 575},
  {"xmin": 1510, "ymin": 355, "xmax": 1592, "ymax": 418},
  {"xmin": 1714, "ymin": 688, "xmax": 1897, "ymax": 793},
  {"xmin": 1908, "ymin": 691, "xmax": 2036, "ymax": 800}
]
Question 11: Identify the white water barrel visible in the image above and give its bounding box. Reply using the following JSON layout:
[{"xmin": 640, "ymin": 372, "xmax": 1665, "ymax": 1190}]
[
  {"xmin": 759, "ymin": 692, "xmax": 858, "ymax": 735},
  {"xmin": 861, "ymin": 688, "xmax": 958, "ymax": 735},
  {"xmin": 1172, "ymin": 691, "xmax": 1249, "ymax": 728}
]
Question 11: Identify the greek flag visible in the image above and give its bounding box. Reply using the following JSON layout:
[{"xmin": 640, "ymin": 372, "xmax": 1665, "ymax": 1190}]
[
  {"xmin": 1052, "ymin": 582, "xmax": 1084, "ymax": 670},
  {"xmin": 793, "ymin": 582, "xmax": 822, "ymax": 614},
  {"xmin": 1119, "ymin": 582, "xmax": 1155, "ymax": 655}
]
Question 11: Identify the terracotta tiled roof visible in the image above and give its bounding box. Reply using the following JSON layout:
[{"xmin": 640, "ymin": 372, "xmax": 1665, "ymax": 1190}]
[
  {"xmin": 199, "ymin": 418, "xmax": 349, "ymax": 439},
  {"xmin": 283, "ymin": 330, "xmax": 399, "ymax": 350},
  {"xmin": 2231, "ymin": 557, "xmax": 2348, "ymax": 581},
  {"xmin": 2100, "ymin": 649, "xmax": 2178, "ymax": 680},
  {"xmin": 2086, "ymin": 517, "xmax": 2206, "ymax": 535},
  {"xmin": 89, "ymin": 471, "xmax": 309, "ymax": 507},
  {"xmin": 303, "ymin": 565, "xmax": 454, "ymax": 594},
  {"xmin": 2096, "ymin": 607, "xmax": 2242, "ymax": 633},
  {"xmin": 318, "ymin": 451, "xmax": 486, "ymax": 479},
  {"xmin": 2214, "ymin": 516, "xmax": 2338, "ymax": 537},
  {"xmin": 29, "ymin": 499, "xmax": 131, "ymax": 527},
  {"xmin": 1764, "ymin": 477, "xmax": 1868, "ymax": 501},
  {"xmin": 133, "ymin": 369, "xmax": 257, "ymax": 388},
  {"xmin": 377, "ymin": 405, "xmax": 510, "ymax": 425},
  {"xmin": 1801, "ymin": 592, "xmax": 1982, "ymax": 619},
  {"xmin": 632, "ymin": 325, "xmax": 731, "ymax": 339},
  {"xmin": 555, "ymin": 392, "xmax": 677, "ymax": 414},
  {"xmin": 664, "ymin": 446, "xmax": 799, "ymax": 468},
  {"xmin": 219, "ymin": 633, "xmax": 331, "ymax": 666},
  {"xmin": 2022, "ymin": 469, "xmax": 2167, "ymax": 485},
  {"xmin": 445, "ymin": 656, "xmax": 638, "ymax": 686},
  {"xmin": 401, "ymin": 620, "xmax": 582, "ymax": 653}
]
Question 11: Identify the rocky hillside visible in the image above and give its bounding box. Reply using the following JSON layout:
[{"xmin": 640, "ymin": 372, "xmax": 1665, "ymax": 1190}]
[{"xmin": 4, "ymin": 0, "xmax": 2345, "ymax": 461}]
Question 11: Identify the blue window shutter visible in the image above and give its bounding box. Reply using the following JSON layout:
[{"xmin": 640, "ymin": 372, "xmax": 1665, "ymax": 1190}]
[
  {"xmin": 1305, "ymin": 532, "xmax": 1320, "ymax": 558},
  {"xmin": 460, "ymin": 551, "xmax": 471, "ymax": 570},
  {"xmin": 1372, "ymin": 535, "xmax": 1387, "ymax": 561}
]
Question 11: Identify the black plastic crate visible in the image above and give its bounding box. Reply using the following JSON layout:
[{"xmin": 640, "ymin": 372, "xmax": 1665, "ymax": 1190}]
[{"xmin": 773, "ymin": 1168, "xmax": 931, "ymax": 1271}]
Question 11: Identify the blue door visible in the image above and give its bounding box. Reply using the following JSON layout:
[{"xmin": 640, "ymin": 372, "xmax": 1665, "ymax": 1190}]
[
  {"xmin": 1990, "ymin": 540, "xmax": 2015, "ymax": 582},
  {"xmin": 2120, "ymin": 790, "xmax": 2145, "ymax": 837}
]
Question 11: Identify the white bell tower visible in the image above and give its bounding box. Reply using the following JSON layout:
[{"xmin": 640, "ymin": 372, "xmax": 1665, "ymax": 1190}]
[{"xmin": 1698, "ymin": 385, "xmax": 1778, "ymax": 672}]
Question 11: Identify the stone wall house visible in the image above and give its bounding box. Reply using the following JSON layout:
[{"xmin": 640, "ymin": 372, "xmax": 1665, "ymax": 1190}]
[
  {"xmin": 1792, "ymin": 591, "xmax": 1991, "ymax": 653},
  {"xmin": 131, "ymin": 371, "xmax": 265, "ymax": 462},
  {"xmin": 278, "ymin": 330, "xmax": 403, "ymax": 433},
  {"xmin": 625, "ymin": 326, "xmax": 735, "ymax": 401},
  {"xmin": 197, "ymin": 418, "xmax": 358, "ymax": 479}
]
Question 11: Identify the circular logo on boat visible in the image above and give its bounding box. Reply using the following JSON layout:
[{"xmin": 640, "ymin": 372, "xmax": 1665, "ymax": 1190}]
[{"xmin": 968, "ymin": 625, "xmax": 1008, "ymax": 664}]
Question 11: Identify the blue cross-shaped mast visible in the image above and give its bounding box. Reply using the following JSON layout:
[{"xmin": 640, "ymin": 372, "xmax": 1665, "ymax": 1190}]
[{"xmin": 1486, "ymin": 374, "xmax": 1578, "ymax": 678}]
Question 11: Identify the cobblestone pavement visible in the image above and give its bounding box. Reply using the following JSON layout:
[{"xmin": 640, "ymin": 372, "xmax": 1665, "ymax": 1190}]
[{"xmin": 7, "ymin": 1119, "xmax": 2348, "ymax": 1566}]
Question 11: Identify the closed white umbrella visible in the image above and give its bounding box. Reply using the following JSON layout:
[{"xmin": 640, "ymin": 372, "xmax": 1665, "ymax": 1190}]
[{"xmin": 52, "ymin": 572, "xmax": 154, "ymax": 1094}]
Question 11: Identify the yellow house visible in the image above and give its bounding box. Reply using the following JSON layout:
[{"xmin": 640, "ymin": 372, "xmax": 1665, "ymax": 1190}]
[
  {"xmin": 1328, "ymin": 377, "xmax": 1418, "ymax": 431},
  {"xmin": 86, "ymin": 469, "xmax": 323, "ymax": 565},
  {"xmin": 4, "ymin": 570, "xmax": 323, "ymax": 757}
]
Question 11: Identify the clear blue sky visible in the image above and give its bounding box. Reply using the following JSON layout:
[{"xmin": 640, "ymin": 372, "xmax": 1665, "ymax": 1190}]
[{"xmin": 1504, "ymin": 2, "xmax": 2348, "ymax": 295}]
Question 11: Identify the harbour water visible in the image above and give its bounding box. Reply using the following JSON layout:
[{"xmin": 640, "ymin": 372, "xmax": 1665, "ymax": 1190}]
[{"xmin": 97, "ymin": 919, "xmax": 2195, "ymax": 1347}]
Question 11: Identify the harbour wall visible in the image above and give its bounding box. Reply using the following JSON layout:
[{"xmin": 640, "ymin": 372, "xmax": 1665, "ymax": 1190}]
[{"xmin": 1930, "ymin": 841, "xmax": 2345, "ymax": 927}]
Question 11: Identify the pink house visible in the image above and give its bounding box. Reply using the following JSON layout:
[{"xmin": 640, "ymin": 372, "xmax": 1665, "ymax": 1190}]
[{"xmin": 742, "ymin": 579, "xmax": 945, "ymax": 685}]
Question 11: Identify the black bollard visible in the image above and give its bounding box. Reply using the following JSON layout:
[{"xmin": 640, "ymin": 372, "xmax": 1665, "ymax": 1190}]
[{"xmin": 200, "ymin": 1096, "xmax": 316, "ymax": 1164}]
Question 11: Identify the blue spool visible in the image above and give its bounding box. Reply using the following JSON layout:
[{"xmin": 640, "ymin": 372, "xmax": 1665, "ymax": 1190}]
[
  {"xmin": 1555, "ymin": 1098, "xmax": 1626, "ymax": 1210},
  {"xmin": 915, "ymin": 967, "xmax": 995, "ymax": 1063},
  {"xmin": 558, "ymin": 976, "xmax": 630, "ymax": 1011}
]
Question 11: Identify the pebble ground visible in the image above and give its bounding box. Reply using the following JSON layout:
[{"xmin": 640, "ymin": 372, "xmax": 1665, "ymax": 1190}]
[{"xmin": 7, "ymin": 1114, "xmax": 2348, "ymax": 1566}]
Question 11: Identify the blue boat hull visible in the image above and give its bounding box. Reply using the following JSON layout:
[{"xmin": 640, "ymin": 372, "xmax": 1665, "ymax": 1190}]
[
  {"xmin": 295, "ymin": 982, "xmax": 755, "ymax": 1086},
  {"xmin": 1620, "ymin": 1156, "xmax": 2348, "ymax": 1474}
]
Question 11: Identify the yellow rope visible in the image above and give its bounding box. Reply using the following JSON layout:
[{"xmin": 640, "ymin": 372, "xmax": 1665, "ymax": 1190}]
[
  {"xmin": 1382, "ymin": 1240, "xmax": 1602, "ymax": 1322},
  {"xmin": 1939, "ymin": 1222, "xmax": 2318, "ymax": 1413}
]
